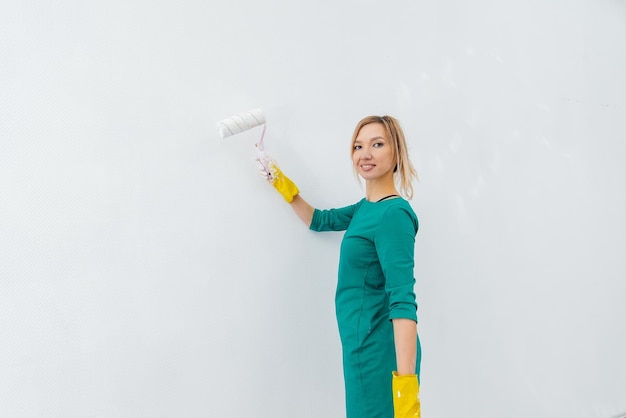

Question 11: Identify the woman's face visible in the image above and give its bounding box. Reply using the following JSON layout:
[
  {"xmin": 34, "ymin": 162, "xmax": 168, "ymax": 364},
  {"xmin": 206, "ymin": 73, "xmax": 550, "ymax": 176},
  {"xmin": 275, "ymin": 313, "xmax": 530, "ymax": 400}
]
[{"xmin": 352, "ymin": 122, "xmax": 396, "ymax": 181}]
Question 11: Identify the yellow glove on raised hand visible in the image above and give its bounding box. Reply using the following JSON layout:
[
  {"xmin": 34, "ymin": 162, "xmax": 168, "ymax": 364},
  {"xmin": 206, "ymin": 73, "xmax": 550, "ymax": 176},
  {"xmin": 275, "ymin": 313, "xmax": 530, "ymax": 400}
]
[
  {"xmin": 392, "ymin": 372, "xmax": 420, "ymax": 418},
  {"xmin": 259, "ymin": 157, "xmax": 299, "ymax": 203}
]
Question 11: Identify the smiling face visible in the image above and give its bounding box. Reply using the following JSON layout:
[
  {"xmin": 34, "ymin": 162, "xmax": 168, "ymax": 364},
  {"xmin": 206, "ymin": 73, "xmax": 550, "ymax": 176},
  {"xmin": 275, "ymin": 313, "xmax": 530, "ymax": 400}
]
[{"xmin": 352, "ymin": 122, "xmax": 396, "ymax": 182}]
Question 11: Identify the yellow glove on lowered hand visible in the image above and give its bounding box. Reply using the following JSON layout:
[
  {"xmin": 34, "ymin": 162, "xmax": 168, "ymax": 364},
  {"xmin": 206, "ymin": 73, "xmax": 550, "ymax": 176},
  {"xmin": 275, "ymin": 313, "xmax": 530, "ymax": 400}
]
[
  {"xmin": 392, "ymin": 372, "xmax": 420, "ymax": 418},
  {"xmin": 260, "ymin": 158, "xmax": 299, "ymax": 203}
]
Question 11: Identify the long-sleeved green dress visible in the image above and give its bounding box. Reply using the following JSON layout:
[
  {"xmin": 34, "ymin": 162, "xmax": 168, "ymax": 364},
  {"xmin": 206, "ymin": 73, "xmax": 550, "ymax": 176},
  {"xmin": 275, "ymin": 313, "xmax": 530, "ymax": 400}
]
[{"xmin": 310, "ymin": 197, "xmax": 421, "ymax": 418}]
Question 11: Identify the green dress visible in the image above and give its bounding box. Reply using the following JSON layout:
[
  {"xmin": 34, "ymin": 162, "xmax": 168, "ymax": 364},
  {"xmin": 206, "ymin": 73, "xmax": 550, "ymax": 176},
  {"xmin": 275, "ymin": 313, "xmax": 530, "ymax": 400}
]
[{"xmin": 310, "ymin": 197, "xmax": 421, "ymax": 418}]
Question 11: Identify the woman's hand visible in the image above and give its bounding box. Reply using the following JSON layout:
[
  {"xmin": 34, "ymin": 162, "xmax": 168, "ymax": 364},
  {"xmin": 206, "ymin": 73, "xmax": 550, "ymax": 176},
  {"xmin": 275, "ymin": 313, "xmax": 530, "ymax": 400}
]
[
  {"xmin": 392, "ymin": 319, "xmax": 420, "ymax": 417},
  {"xmin": 392, "ymin": 372, "xmax": 420, "ymax": 417},
  {"xmin": 258, "ymin": 157, "xmax": 299, "ymax": 203}
]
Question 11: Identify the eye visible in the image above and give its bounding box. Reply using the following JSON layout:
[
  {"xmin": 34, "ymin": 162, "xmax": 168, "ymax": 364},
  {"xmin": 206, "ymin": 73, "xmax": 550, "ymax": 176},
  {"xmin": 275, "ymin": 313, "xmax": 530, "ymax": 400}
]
[
  {"xmin": 353, "ymin": 144, "xmax": 362, "ymax": 150},
  {"xmin": 373, "ymin": 142, "xmax": 384, "ymax": 148}
]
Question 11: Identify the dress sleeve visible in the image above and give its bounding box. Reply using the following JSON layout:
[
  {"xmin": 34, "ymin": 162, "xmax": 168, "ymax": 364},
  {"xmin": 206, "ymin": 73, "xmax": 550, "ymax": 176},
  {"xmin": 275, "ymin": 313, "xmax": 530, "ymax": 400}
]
[
  {"xmin": 374, "ymin": 205, "xmax": 419, "ymax": 322},
  {"xmin": 309, "ymin": 201, "xmax": 361, "ymax": 232}
]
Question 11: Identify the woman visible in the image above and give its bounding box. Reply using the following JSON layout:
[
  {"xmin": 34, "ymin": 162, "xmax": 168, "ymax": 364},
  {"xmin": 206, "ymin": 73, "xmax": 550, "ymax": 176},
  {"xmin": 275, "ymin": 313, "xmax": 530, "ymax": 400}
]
[{"xmin": 261, "ymin": 115, "xmax": 421, "ymax": 418}]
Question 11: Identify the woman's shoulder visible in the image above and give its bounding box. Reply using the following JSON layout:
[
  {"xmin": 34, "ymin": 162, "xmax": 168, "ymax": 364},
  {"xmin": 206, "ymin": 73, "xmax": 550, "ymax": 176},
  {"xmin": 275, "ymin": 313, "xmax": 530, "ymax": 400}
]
[
  {"xmin": 386, "ymin": 197, "xmax": 416, "ymax": 213},
  {"xmin": 381, "ymin": 198, "xmax": 419, "ymax": 230}
]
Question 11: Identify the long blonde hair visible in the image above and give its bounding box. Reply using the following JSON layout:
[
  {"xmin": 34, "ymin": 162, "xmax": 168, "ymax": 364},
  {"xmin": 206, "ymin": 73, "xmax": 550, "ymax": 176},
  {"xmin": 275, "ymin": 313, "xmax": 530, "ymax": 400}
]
[{"xmin": 350, "ymin": 115, "xmax": 418, "ymax": 199}]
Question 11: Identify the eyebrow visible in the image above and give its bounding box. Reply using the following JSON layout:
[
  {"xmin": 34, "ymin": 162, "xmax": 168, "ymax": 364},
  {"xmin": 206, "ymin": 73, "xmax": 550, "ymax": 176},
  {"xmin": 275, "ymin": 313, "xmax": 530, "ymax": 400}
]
[{"xmin": 354, "ymin": 136, "xmax": 386, "ymax": 143}]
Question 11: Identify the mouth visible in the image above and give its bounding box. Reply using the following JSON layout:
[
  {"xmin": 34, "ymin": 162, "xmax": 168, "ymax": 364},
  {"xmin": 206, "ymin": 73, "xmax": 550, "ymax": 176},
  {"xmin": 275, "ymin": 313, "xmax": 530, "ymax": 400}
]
[{"xmin": 360, "ymin": 164, "xmax": 376, "ymax": 171}]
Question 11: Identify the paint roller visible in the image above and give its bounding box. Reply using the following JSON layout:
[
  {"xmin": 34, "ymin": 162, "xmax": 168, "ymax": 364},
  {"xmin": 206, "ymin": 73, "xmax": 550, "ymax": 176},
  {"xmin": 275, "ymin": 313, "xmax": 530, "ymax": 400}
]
[
  {"xmin": 216, "ymin": 108, "xmax": 265, "ymax": 139},
  {"xmin": 217, "ymin": 108, "xmax": 274, "ymax": 180}
]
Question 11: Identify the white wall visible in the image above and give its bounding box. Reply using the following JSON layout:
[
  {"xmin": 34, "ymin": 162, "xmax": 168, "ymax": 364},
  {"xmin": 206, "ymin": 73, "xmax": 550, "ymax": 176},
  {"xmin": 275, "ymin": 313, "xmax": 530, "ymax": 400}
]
[{"xmin": 1, "ymin": 1, "xmax": 625, "ymax": 417}]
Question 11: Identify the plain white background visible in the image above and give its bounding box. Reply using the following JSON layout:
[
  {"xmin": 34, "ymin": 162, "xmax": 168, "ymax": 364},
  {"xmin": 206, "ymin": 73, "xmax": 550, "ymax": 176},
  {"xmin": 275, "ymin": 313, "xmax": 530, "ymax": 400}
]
[{"xmin": 1, "ymin": 0, "xmax": 625, "ymax": 417}]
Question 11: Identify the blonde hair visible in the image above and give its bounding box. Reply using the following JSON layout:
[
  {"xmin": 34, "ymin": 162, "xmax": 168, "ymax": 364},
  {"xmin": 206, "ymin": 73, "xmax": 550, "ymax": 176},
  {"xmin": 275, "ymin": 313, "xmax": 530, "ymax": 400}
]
[{"xmin": 350, "ymin": 115, "xmax": 419, "ymax": 199}]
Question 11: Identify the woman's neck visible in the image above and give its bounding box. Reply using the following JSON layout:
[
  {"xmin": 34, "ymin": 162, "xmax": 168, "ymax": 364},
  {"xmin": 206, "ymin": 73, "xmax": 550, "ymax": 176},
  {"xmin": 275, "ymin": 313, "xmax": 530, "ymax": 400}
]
[{"xmin": 365, "ymin": 177, "xmax": 398, "ymax": 202}]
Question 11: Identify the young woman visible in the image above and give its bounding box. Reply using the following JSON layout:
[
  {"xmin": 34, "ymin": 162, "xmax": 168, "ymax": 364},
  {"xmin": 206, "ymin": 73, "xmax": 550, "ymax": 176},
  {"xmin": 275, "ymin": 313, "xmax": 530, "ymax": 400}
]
[{"xmin": 261, "ymin": 115, "xmax": 421, "ymax": 418}]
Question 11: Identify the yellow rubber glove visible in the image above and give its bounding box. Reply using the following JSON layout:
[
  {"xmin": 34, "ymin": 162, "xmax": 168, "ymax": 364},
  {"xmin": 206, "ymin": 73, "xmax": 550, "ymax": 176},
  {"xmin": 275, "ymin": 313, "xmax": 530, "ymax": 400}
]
[
  {"xmin": 261, "ymin": 159, "xmax": 299, "ymax": 203},
  {"xmin": 392, "ymin": 372, "xmax": 420, "ymax": 418}
]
